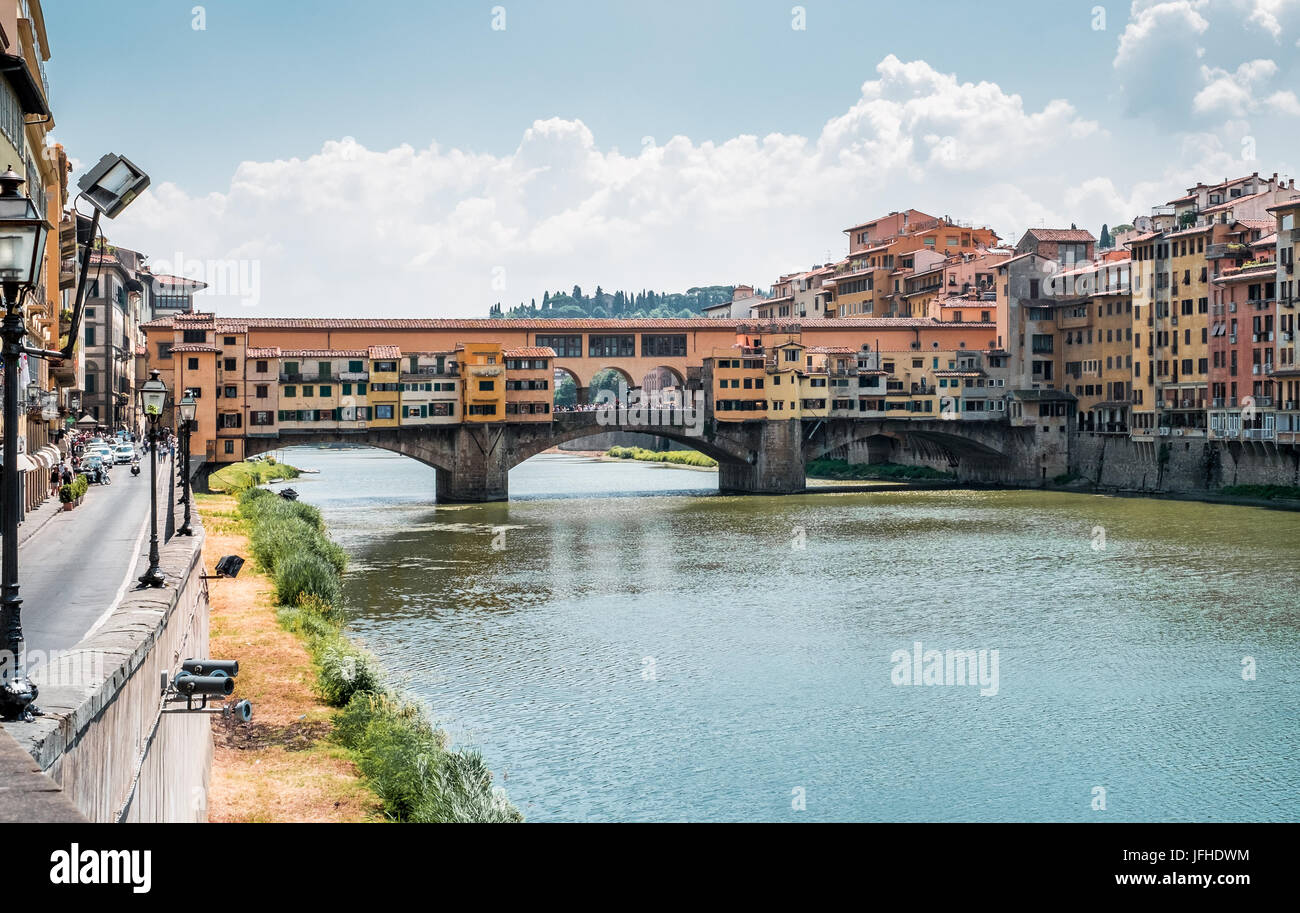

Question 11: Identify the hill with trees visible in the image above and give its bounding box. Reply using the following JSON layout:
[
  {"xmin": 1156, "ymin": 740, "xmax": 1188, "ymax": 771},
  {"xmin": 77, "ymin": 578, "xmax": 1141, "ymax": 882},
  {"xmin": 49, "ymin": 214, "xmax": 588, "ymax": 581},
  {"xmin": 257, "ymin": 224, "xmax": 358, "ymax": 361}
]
[{"xmin": 488, "ymin": 285, "xmax": 735, "ymax": 320}]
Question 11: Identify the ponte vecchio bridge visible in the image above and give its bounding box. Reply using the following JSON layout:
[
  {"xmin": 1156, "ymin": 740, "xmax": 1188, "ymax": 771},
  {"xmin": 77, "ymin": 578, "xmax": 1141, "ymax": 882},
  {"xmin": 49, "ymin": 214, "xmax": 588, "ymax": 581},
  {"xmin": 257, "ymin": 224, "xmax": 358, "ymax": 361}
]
[{"xmin": 141, "ymin": 314, "xmax": 1057, "ymax": 501}]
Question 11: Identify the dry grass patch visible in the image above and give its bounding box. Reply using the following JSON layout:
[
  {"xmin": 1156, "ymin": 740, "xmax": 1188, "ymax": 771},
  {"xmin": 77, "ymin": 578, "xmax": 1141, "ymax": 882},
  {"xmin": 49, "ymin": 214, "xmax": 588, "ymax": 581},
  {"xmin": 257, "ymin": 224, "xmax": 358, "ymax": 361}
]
[{"xmin": 198, "ymin": 494, "xmax": 380, "ymax": 823}]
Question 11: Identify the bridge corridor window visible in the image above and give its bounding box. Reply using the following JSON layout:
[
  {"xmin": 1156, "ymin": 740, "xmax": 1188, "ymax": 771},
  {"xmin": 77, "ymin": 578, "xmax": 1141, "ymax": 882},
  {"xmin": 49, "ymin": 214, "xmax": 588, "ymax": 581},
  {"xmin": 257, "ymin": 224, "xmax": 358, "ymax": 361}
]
[
  {"xmin": 536, "ymin": 335, "xmax": 582, "ymax": 358},
  {"xmin": 589, "ymin": 334, "xmax": 635, "ymax": 358},
  {"xmin": 641, "ymin": 334, "xmax": 686, "ymax": 358}
]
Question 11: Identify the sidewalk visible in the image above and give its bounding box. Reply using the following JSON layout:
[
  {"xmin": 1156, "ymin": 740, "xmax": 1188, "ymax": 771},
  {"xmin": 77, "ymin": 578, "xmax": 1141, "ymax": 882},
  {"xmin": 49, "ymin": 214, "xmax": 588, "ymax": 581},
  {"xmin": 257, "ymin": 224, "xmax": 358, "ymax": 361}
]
[{"xmin": 14, "ymin": 495, "xmax": 64, "ymax": 549}]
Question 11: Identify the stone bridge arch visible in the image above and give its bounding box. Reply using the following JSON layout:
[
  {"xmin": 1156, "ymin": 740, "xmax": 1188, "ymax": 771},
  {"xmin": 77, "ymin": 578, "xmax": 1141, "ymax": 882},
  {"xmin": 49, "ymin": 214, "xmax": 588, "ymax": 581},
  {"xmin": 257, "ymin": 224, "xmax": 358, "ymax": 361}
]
[
  {"xmin": 242, "ymin": 428, "xmax": 458, "ymax": 474},
  {"xmin": 509, "ymin": 414, "xmax": 752, "ymax": 468}
]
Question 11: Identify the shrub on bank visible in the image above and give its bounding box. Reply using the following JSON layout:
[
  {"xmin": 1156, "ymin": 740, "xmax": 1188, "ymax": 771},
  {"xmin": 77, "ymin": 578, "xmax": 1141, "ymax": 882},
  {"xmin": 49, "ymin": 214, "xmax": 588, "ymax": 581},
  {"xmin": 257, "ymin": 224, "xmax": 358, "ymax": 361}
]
[
  {"xmin": 1219, "ymin": 483, "xmax": 1300, "ymax": 501},
  {"xmin": 317, "ymin": 635, "xmax": 384, "ymax": 706},
  {"xmin": 805, "ymin": 458, "xmax": 954, "ymax": 481},
  {"xmin": 233, "ymin": 485, "xmax": 521, "ymax": 823},
  {"xmin": 607, "ymin": 445, "xmax": 718, "ymax": 468},
  {"xmin": 275, "ymin": 552, "xmax": 344, "ymax": 609}
]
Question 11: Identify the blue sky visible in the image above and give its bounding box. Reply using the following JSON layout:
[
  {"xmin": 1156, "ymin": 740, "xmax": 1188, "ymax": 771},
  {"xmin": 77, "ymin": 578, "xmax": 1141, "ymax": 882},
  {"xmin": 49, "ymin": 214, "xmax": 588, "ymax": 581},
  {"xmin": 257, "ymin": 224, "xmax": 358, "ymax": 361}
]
[
  {"xmin": 39, "ymin": 1, "xmax": 1300, "ymax": 317},
  {"xmin": 47, "ymin": 1, "xmax": 1116, "ymax": 193}
]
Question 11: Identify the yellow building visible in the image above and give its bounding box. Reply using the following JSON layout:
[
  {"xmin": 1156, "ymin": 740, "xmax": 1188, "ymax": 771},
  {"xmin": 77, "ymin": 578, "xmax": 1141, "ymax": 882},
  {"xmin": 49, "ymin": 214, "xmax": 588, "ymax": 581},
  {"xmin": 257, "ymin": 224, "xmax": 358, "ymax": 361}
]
[
  {"xmin": 278, "ymin": 349, "xmax": 359, "ymax": 432},
  {"xmin": 764, "ymin": 338, "xmax": 805, "ymax": 418},
  {"xmin": 1163, "ymin": 224, "xmax": 1212, "ymax": 431},
  {"xmin": 459, "ymin": 342, "xmax": 506, "ymax": 422},
  {"xmin": 245, "ymin": 347, "xmax": 281, "ymax": 439},
  {"xmin": 366, "ymin": 345, "xmax": 401, "ymax": 428}
]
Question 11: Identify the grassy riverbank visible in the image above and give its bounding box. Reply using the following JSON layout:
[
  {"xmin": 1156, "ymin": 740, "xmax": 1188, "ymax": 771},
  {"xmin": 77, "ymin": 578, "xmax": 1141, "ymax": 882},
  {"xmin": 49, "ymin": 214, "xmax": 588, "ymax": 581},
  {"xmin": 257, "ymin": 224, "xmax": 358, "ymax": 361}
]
[
  {"xmin": 207, "ymin": 458, "xmax": 299, "ymax": 494},
  {"xmin": 198, "ymin": 493, "xmax": 381, "ymax": 822},
  {"xmin": 203, "ymin": 468, "xmax": 521, "ymax": 823},
  {"xmin": 607, "ymin": 445, "xmax": 717, "ymax": 468},
  {"xmin": 804, "ymin": 458, "xmax": 954, "ymax": 481},
  {"xmin": 1218, "ymin": 483, "xmax": 1300, "ymax": 501}
]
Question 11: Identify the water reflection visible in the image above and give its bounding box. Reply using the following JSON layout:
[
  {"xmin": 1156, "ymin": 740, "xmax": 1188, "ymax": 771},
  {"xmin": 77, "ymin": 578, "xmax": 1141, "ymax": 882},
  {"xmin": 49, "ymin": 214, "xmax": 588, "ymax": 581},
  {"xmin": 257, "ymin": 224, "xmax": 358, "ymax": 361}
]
[{"xmin": 283, "ymin": 445, "xmax": 1300, "ymax": 822}]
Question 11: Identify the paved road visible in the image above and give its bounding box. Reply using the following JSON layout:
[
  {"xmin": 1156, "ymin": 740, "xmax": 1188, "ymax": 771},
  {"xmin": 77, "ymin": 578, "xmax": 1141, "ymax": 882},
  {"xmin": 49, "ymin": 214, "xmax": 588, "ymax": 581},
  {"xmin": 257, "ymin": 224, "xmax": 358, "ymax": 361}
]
[{"xmin": 19, "ymin": 455, "xmax": 174, "ymax": 655}]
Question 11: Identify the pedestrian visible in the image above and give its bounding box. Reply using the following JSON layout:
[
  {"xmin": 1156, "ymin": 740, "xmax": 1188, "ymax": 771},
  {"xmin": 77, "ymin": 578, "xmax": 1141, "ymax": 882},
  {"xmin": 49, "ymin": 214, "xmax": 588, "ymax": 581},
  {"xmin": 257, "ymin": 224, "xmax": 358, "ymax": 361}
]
[
  {"xmin": 61, "ymin": 465, "xmax": 73, "ymax": 487},
  {"xmin": 50, "ymin": 464, "xmax": 61, "ymax": 497}
]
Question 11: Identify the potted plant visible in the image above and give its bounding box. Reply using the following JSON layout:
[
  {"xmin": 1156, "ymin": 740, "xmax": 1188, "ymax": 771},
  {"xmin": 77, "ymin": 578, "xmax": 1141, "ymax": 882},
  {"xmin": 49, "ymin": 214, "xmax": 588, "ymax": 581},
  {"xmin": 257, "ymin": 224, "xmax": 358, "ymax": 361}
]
[{"xmin": 60, "ymin": 474, "xmax": 89, "ymax": 510}]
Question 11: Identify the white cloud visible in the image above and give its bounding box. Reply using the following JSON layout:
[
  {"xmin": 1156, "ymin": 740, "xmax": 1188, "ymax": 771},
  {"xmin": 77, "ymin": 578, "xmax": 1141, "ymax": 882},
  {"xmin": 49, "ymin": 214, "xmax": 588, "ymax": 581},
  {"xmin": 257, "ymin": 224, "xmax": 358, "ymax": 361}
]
[
  {"xmin": 1194, "ymin": 58, "xmax": 1280, "ymax": 112},
  {"xmin": 1115, "ymin": 1, "xmax": 1300, "ymax": 120},
  {"xmin": 106, "ymin": 56, "xmax": 1116, "ymax": 318}
]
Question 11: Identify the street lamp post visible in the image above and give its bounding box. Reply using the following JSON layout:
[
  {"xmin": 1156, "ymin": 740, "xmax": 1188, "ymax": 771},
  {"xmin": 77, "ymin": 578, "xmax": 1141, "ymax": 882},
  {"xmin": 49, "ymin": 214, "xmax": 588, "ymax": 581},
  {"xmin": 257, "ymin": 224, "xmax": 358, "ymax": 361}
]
[
  {"xmin": 178, "ymin": 391, "xmax": 196, "ymax": 536},
  {"xmin": 0, "ymin": 154, "xmax": 150, "ymax": 722},
  {"xmin": 137, "ymin": 370, "xmax": 168, "ymax": 588},
  {"xmin": 0, "ymin": 167, "xmax": 51, "ymax": 722}
]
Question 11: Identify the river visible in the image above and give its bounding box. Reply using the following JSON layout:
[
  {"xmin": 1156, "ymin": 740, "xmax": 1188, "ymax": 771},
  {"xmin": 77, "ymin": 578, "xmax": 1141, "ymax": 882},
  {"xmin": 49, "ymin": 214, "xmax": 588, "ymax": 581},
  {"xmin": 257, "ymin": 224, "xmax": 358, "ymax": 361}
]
[{"xmin": 280, "ymin": 445, "xmax": 1300, "ymax": 822}]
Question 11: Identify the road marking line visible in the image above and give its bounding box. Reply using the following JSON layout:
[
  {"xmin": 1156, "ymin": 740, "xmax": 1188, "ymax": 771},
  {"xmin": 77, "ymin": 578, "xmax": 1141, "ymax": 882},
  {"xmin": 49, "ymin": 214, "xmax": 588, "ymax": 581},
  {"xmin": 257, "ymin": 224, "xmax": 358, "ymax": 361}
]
[{"xmin": 83, "ymin": 476, "xmax": 158, "ymax": 642}]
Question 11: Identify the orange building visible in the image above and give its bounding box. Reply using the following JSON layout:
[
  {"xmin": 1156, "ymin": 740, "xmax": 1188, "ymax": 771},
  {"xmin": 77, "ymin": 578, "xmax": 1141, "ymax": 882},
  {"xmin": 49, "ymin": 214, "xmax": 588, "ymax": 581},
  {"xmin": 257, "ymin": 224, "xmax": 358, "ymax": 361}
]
[{"xmin": 504, "ymin": 346, "xmax": 556, "ymax": 421}]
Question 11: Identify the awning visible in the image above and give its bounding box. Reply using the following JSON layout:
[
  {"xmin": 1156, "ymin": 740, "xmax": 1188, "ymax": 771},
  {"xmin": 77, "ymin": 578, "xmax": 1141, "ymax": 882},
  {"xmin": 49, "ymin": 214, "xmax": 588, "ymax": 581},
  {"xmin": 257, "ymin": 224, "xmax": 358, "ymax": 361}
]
[
  {"xmin": 75, "ymin": 414, "xmax": 99, "ymax": 428},
  {"xmin": 0, "ymin": 452, "xmax": 38, "ymax": 472}
]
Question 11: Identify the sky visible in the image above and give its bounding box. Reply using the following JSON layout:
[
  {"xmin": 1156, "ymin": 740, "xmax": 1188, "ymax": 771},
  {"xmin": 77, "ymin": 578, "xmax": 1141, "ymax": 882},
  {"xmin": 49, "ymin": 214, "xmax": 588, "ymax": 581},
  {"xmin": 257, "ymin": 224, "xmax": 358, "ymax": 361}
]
[{"xmin": 41, "ymin": 0, "xmax": 1300, "ymax": 317}]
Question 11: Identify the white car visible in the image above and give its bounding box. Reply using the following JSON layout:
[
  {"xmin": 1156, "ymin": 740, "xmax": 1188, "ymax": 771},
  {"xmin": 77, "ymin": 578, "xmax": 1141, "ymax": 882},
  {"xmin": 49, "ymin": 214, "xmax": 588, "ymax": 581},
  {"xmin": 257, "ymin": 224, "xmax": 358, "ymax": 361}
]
[{"xmin": 114, "ymin": 444, "xmax": 135, "ymax": 464}]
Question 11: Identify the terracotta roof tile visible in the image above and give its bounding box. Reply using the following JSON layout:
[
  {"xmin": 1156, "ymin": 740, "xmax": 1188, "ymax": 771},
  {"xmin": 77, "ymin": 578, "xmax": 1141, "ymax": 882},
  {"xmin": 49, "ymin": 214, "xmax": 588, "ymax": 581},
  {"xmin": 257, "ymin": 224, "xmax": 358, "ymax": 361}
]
[
  {"xmin": 1025, "ymin": 228, "xmax": 1096, "ymax": 242},
  {"xmin": 281, "ymin": 349, "xmax": 368, "ymax": 358},
  {"xmin": 144, "ymin": 316, "xmax": 986, "ymax": 330},
  {"xmin": 169, "ymin": 344, "xmax": 221, "ymax": 353},
  {"xmin": 504, "ymin": 346, "xmax": 557, "ymax": 358}
]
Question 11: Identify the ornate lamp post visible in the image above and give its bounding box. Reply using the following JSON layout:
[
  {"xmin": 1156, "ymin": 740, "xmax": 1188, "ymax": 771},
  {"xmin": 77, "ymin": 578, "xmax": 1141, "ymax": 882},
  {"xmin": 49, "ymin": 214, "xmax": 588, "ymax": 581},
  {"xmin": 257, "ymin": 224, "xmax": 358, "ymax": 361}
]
[
  {"xmin": 137, "ymin": 370, "xmax": 168, "ymax": 588},
  {"xmin": 177, "ymin": 391, "xmax": 196, "ymax": 536},
  {"xmin": 0, "ymin": 167, "xmax": 51, "ymax": 722},
  {"xmin": 0, "ymin": 154, "xmax": 149, "ymax": 721}
]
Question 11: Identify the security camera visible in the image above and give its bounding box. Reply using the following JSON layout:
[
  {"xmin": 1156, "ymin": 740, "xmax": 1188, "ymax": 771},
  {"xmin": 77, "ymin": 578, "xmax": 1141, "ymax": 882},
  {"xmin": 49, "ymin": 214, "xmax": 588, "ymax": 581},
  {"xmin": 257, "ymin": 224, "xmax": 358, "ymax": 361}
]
[
  {"xmin": 228, "ymin": 700, "xmax": 253, "ymax": 723},
  {"xmin": 173, "ymin": 673, "xmax": 235, "ymax": 697},
  {"xmin": 182, "ymin": 659, "xmax": 239, "ymax": 678}
]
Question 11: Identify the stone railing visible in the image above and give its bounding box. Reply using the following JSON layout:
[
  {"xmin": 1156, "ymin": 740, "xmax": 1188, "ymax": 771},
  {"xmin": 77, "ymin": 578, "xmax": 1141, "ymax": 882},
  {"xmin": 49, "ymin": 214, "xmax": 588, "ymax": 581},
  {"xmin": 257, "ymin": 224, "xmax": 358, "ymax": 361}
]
[{"xmin": 8, "ymin": 510, "xmax": 211, "ymax": 822}]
